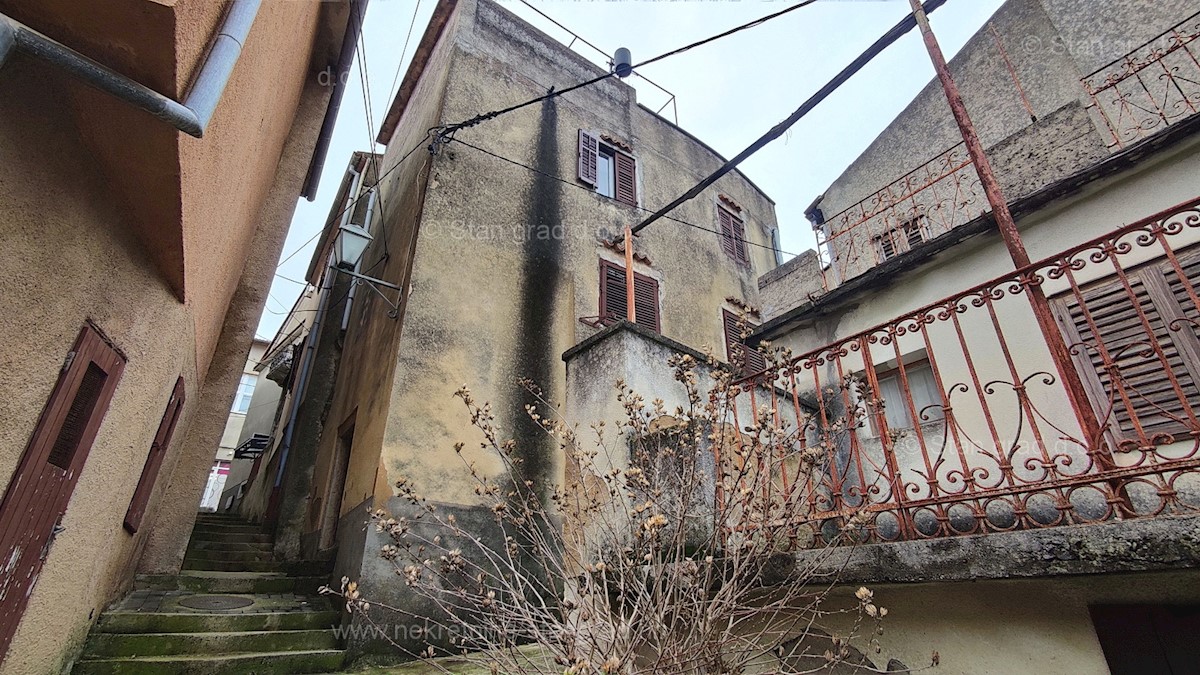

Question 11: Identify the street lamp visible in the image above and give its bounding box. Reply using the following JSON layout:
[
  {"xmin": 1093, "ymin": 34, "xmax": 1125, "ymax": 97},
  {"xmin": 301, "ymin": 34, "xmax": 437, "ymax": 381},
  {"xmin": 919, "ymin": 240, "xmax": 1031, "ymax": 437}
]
[{"xmin": 331, "ymin": 223, "xmax": 402, "ymax": 319}]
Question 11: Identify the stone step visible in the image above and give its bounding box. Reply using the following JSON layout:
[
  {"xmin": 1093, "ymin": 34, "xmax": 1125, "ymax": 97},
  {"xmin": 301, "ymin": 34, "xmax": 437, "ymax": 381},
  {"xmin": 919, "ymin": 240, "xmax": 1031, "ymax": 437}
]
[
  {"xmin": 187, "ymin": 540, "xmax": 273, "ymax": 553},
  {"xmin": 194, "ymin": 512, "xmax": 245, "ymax": 520},
  {"xmin": 83, "ymin": 629, "xmax": 338, "ymax": 658},
  {"xmin": 192, "ymin": 523, "xmax": 268, "ymax": 535},
  {"xmin": 183, "ymin": 548, "xmax": 274, "ymax": 563},
  {"xmin": 136, "ymin": 572, "xmax": 327, "ymax": 595},
  {"xmin": 181, "ymin": 558, "xmax": 286, "ymax": 573},
  {"xmin": 188, "ymin": 531, "xmax": 274, "ymax": 544},
  {"xmin": 72, "ymin": 649, "xmax": 345, "ymax": 674},
  {"xmin": 95, "ymin": 611, "xmax": 341, "ymax": 634},
  {"xmin": 180, "ymin": 558, "xmax": 333, "ymax": 575}
]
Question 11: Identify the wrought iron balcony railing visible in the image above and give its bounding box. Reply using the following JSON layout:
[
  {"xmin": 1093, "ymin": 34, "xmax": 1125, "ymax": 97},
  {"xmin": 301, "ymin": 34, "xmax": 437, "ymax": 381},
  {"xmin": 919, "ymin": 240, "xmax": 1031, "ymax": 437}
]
[
  {"xmin": 726, "ymin": 197, "xmax": 1200, "ymax": 547},
  {"xmin": 1082, "ymin": 10, "xmax": 1200, "ymax": 149},
  {"xmin": 816, "ymin": 143, "xmax": 986, "ymax": 289}
]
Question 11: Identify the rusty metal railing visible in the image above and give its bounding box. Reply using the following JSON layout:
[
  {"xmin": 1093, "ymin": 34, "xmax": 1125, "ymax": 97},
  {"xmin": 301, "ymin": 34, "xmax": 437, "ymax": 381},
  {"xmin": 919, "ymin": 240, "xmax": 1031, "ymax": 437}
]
[
  {"xmin": 726, "ymin": 197, "xmax": 1200, "ymax": 547},
  {"xmin": 816, "ymin": 143, "xmax": 986, "ymax": 288},
  {"xmin": 1082, "ymin": 10, "xmax": 1200, "ymax": 150}
]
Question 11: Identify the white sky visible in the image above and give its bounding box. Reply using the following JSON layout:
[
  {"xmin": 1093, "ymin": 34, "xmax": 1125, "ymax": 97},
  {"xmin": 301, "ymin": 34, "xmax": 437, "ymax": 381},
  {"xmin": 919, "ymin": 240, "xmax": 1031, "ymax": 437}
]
[{"xmin": 258, "ymin": 0, "xmax": 1006, "ymax": 339}]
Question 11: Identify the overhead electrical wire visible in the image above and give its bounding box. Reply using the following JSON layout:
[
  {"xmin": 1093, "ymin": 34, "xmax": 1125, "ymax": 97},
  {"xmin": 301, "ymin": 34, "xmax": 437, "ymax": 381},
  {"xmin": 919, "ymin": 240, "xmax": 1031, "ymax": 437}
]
[
  {"xmin": 631, "ymin": 0, "xmax": 948, "ymax": 234},
  {"xmin": 299, "ymin": 0, "xmax": 827, "ymax": 267},
  {"xmin": 448, "ymin": 137, "xmax": 797, "ymax": 259},
  {"xmin": 386, "ymin": 0, "xmax": 424, "ymax": 105}
]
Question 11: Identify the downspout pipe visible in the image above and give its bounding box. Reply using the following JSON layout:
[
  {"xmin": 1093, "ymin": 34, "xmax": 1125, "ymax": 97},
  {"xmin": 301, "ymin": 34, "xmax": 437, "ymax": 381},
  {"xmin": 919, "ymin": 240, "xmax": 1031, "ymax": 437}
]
[
  {"xmin": 273, "ymin": 264, "xmax": 334, "ymax": 490},
  {"xmin": 0, "ymin": 0, "xmax": 261, "ymax": 138},
  {"xmin": 301, "ymin": 0, "xmax": 369, "ymax": 200}
]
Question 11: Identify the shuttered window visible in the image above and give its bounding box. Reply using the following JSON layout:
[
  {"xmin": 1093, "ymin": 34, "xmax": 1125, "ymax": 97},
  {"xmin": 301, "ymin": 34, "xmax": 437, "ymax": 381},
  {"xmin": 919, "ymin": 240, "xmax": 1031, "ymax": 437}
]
[
  {"xmin": 875, "ymin": 216, "xmax": 928, "ymax": 262},
  {"xmin": 124, "ymin": 376, "xmax": 186, "ymax": 534},
  {"xmin": 1054, "ymin": 249, "xmax": 1200, "ymax": 442},
  {"xmin": 718, "ymin": 206, "xmax": 749, "ymax": 265},
  {"xmin": 722, "ymin": 309, "xmax": 767, "ymax": 375},
  {"xmin": 599, "ymin": 259, "xmax": 660, "ymax": 333},
  {"xmin": 578, "ymin": 130, "xmax": 637, "ymax": 207}
]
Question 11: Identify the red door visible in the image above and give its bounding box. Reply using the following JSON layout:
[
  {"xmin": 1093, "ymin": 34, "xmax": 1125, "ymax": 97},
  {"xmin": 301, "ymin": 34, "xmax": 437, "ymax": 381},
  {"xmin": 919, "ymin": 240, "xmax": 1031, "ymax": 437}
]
[{"xmin": 0, "ymin": 324, "xmax": 124, "ymax": 661}]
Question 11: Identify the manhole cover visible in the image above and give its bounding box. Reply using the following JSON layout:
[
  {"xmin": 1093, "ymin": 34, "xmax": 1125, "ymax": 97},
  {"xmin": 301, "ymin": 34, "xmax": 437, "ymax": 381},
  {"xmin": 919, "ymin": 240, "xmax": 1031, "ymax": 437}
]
[{"xmin": 178, "ymin": 595, "xmax": 255, "ymax": 611}]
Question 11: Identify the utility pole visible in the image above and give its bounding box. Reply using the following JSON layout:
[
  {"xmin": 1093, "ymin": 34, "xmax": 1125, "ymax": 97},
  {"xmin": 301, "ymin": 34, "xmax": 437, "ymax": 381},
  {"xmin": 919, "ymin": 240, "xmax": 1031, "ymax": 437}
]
[
  {"xmin": 906, "ymin": 0, "xmax": 1105, "ymax": 453},
  {"xmin": 624, "ymin": 225, "xmax": 636, "ymax": 324}
]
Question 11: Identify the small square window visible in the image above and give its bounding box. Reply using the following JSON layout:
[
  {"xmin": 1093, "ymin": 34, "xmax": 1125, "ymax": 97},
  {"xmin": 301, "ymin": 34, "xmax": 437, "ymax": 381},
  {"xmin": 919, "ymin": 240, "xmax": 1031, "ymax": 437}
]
[{"xmin": 869, "ymin": 359, "xmax": 944, "ymax": 432}]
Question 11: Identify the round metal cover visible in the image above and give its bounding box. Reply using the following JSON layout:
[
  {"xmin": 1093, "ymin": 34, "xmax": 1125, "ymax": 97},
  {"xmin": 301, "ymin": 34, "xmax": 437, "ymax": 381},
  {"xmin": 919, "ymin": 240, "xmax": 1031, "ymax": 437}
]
[{"xmin": 178, "ymin": 595, "xmax": 255, "ymax": 611}]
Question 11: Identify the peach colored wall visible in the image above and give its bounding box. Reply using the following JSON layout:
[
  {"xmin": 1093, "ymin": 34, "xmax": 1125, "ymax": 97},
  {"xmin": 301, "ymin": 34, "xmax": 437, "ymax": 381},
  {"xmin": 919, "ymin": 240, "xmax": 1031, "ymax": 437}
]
[
  {"xmin": 0, "ymin": 1, "xmax": 340, "ymax": 670},
  {"xmin": 0, "ymin": 60, "xmax": 199, "ymax": 675}
]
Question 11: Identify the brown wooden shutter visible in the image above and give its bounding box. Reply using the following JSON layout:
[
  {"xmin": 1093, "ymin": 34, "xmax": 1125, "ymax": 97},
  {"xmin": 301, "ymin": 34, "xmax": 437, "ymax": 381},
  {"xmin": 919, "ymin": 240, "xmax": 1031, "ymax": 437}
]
[
  {"xmin": 0, "ymin": 323, "xmax": 124, "ymax": 658},
  {"xmin": 614, "ymin": 151, "xmax": 637, "ymax": 206},
  {"xmin": 599, "ymin": 259, "xmax": 659, "ymax": 333},
  {"xmin": 578, "ymin": 130, "xmax": 599, "ymax": 186},
  {"xmin": 633, "ymin": 273, "xmax": 660, "ymax": 333},
  {"xmin": 718, "ymin": 207, "xmax": 749, "ymax": 264},
  {"xmin": 123, "ymin": 376, "xmax": 186, "ymax": 534},
  {"xmin": 600, "ymin": 260, "xmax": 627, "ymax": 323},
  {"xmin": 1055, "ymin": 253, "xmax": 1200, "ymax": 443},
  {"xmin": 722, "ymin": 309, "xmax": 767, "ymax": 375}
]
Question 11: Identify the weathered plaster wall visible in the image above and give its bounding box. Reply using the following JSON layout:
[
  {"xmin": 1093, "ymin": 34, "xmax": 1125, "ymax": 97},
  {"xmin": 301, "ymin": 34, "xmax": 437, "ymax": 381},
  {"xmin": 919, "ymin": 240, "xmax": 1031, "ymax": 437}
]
[
  {"xmin": 810, "ymin": 570, "xmax": 1200, "ymax": 675},
  {"xmin": 758, "ymin": 250, "xmax": 824, "ymax": 322},
  {"xmin": 377, "ymin": 0, "xmax": 780, "ymax": 512},
  {"xmin": 305, "ymin": 0, "xmax": 783, "ymax": 656},
  {"xmin": 137, "ymin": 69, "xmax": 335, "ymax": 577},
  {"xmin": 0, "ymin": 60, "xmax": 197, "ymax": 674},
  {"xmin": 0, "ymin": 3, "xmax": 340, "ymax": 669},
  {"xmin": 809, "ymin": 0, "xmax": 1196, "ymax": 289}
]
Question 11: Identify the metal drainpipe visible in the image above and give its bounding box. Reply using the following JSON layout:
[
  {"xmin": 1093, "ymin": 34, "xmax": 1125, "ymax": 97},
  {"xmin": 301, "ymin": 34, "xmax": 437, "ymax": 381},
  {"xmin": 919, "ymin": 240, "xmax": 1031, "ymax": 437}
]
[
  {"xmin": 0, "ymin": 0, "xmax": 262, "ymax": 138},
  {"xmin": 273, "ymin": 265, "xmax": 334, "ymax": 490},
  {"xmin": 301, "ymin": 0, "xmax": 369, "ymax": 200}
]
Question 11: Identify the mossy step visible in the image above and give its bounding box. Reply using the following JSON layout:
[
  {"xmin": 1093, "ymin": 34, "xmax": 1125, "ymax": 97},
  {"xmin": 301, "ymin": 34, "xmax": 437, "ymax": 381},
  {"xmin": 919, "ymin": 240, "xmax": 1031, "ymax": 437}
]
[
  {"xmin": 183, "ymin": 548, "xmax": 273, "ymax": 563},
  {"xmin": 83, "ymin": 628, "xmax": 337, "ymax": 658},
  {"xmin": 189, "ymin": 531, "xmax": 273, "ymax": 544},
  {"xmin": 181, "ymin": 559, "xmax": 334, "ymax": 575},
  {"xmin": 181, "ymin": 559, "xmax": 287, "ymax": 573},
  {"xmin": 192, "ymin": 523, "xmax": 268, "ymax": 535},
  {"xmin": 136, "ymin": 573, "xmax": 327, "ymax": 594},
  {"xmin": 187, "ymin": 540, "xmax": 273, "ymax": 553},
  {"xmin": 96, "ymin": 611, "xmax": 341, "ymax": 634},
  {"xmin": 72, "ymin": 649, "xmax": 345, "ymax": 674}
]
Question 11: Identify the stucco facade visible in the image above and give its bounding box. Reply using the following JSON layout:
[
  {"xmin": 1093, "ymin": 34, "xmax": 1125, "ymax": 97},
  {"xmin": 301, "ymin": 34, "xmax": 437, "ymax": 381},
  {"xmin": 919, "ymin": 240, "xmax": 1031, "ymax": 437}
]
[
  {"xmin": 241, "ymin": 0, "xmax": 785, "ymax": 658},
  {"xmin": 780, "ymin": 0, "xmax": 1197, "ymax": 293},
  {"xmin": 0, "ymin": 0, "xmax": 351, "ymax": 670},
  {"xmin": 752, "ymin": 1, "xmax": 1200, "ymax": 672}
]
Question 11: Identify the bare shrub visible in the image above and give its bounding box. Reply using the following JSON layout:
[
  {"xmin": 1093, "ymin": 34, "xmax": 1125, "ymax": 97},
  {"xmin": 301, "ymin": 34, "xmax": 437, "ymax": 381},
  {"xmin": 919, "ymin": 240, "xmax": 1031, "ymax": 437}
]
[{"xmin": 325, "ymin": 345, "xmax": 935, "ymax": 673}]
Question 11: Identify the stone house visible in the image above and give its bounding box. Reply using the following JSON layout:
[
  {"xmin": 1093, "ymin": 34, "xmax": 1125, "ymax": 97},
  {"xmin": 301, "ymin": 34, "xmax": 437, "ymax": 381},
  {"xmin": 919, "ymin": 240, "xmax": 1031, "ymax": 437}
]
[
  {"xmin": 240, "ymin": 0, "xmax": 786, "ymax": 658},
  {"xmin": 0, "ymin": 0, "xmax": 357, "ymax": 669},
  {"xmin": 749, "ymin": 0, "xmax": 1200, "ymax": 672}
]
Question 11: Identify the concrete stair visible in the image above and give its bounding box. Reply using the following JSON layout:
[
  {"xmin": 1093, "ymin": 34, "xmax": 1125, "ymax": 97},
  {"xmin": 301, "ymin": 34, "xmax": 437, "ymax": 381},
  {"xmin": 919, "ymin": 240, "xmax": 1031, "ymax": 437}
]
[{"xmin": 72, "ymin": 513, "xmax": 344, "ymax": 674}]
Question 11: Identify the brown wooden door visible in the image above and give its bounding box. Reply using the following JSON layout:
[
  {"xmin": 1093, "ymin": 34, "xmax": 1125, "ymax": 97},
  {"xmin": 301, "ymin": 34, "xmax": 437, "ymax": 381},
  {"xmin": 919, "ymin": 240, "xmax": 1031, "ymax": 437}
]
[{"xmin": 0, "ymin": 325, "xmax": 124, "ymax": 661}]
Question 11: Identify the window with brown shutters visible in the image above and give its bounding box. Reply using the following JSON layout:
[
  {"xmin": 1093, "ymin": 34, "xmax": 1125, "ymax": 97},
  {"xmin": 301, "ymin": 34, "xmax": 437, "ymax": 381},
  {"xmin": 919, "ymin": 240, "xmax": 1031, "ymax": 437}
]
[
  {"xmin": 124, "ymin": 376, "xmax": 186, "ymax": 534},
  {"xmin": 613, "ymin": 151, "xmax": 637, "ymax": 207},
  {"xmin": 578, "ymin": 130, "xmax": 599, "ymax": 187},
  {"xmin": 1054, "ymin": 248, "xmax": 1200, "ymax": 444},
  {"xmin": 874, "ymin": 215, "xmax": 928, "ymax": 262},
  {"xmin": 599, "ymin": 259, "xmax": 660, "ymax": 333},
  {"xmin": 718, "ymin": 206, "xmax": 749, "ymax": 265},
  {"xmin": 578, "ymin": 130, "xmax": 637, "ymax": 207},
  {"xmin": 722, "ymin": 309, "xmax": 767, "ymax": 375}
]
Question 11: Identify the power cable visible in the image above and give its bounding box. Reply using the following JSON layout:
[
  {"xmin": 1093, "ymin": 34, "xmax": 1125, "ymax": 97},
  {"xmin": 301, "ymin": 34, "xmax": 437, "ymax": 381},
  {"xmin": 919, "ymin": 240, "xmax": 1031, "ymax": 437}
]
[
  {"xmin": 304, "ymin": 0, "xmax": 824, "ymax": 267},
  {"xmin": 434, "ymin": 0, "xmax": 823, "ymax": 140},
  {"xmin": 448, "ymin": 137, "xmax": 797, "ymax": 259},
  {"xmin": 631, "ymin": 0, "xmax": 947, "ymax": 234},
  {"xmin": 386, "ymin": 0, "xmax": 424, "ymax": 104}
]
